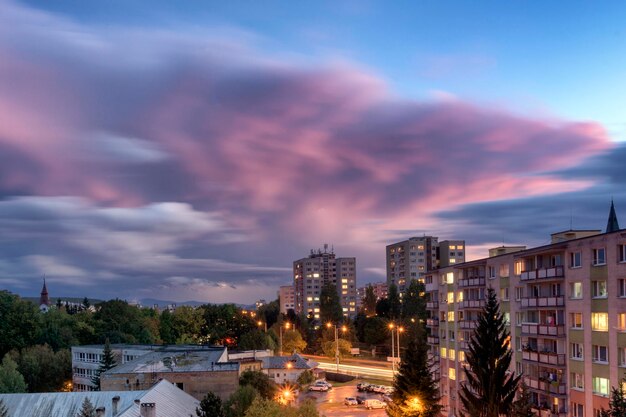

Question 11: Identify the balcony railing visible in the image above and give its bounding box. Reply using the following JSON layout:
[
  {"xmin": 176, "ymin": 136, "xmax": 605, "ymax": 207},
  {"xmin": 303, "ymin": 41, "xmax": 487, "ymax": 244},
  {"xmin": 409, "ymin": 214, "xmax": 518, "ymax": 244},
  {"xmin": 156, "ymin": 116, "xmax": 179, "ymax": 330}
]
[
  {"xmin": 459, "ymin": 320, "xmax": 477, "ymax": 329},
  {"xmin": 426, "ymin": 301, "xmax": 439, "ymax": 309},
  {"xmin": 460, "ymin": 299, "xmax": 485, "ymax": 309},
  {"xmin": 426, "ymin": 318, "xmax": 439, "ymax": 327},
  {"xmin": 520, "ymin": 266, "xmax": 564, "ymax": 281},
  {"xmin": 521, "ymin": 323, "xmax": 566, "ymax": 337},
  {"xmin": 521, "ymin": 350, "xmax": 566, "ymax": 366},
  {"xmin": 427, "ymin": 336, "xmax": 440, "ymax": 345},
  {"xmin": 524, "ymin": 376, "xmax": 567, "ymax": 396},
  {"xmin": 521, "ymin": 296, "xmax": 565, "ymax": 308},
  {"xmin": 458, "ymin": 277, "xmax": 486, "ymax": 288}
]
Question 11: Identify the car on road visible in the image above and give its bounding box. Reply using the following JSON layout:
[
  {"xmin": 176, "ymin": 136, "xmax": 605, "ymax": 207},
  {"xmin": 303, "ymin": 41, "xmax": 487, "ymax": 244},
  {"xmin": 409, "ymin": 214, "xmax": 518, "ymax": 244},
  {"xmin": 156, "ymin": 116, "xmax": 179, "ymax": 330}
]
[
  {"xmin": 364, "ymin": 399, "xmax": 387, "ymax": 410},
  {"xmin": 308, "ymin": 384, "xmax": 329, "ymax": 392},
  {"xmin": 314, "ymin": 380, "xmax": 333, "ymax": 389},
  {"xmin": 344, "ymin": 397, "xmax": 358, "ymax": 406}
]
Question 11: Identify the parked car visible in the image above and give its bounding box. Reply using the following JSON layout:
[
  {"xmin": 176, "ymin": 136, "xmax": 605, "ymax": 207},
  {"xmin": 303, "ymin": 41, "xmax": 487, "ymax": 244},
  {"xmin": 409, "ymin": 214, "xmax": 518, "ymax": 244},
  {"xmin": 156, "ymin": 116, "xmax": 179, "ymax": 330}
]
[
  {"xmin": 381, "ymin": 394, "xmax": 392, "ymax": 403},
  {"xmin": 372, "ymin": 385, "xmax": 387, "ymax": 393},
  {"xmin": 356, "ymin": 383, "xmax": 370, "ymax": 392},
  {"xmin": 314, "ymin": 380, "xmax": 333, "ymax": 389},
  {"xmin": 382, "ymin": 386, "xmax": 394, "ymax": 395},
  {"xmin": 355, "ymin": 395, "xmax": 366, "ymax": 405},
  {"xmin": 344, "ymin": 397, "xmax": 358, "ymax": 406},
  {"xmin": 364, "ymin": 399, "xmax": 387, "ymax": 410},
  {"xmin": 308, "ymin": 384, "xmax": 329, "ymax": 392}
]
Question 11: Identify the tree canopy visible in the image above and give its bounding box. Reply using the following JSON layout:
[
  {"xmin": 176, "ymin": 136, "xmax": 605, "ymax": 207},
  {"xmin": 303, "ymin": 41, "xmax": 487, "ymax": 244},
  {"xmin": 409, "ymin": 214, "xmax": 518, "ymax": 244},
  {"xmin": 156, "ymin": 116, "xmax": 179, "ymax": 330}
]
[
  {"xmin": 197, "ymin": 391, "xmax": 225, "ymax": 417},
  {"xmin": 319, "ymin": 282, "xmax": 343, "ymax": 324}
]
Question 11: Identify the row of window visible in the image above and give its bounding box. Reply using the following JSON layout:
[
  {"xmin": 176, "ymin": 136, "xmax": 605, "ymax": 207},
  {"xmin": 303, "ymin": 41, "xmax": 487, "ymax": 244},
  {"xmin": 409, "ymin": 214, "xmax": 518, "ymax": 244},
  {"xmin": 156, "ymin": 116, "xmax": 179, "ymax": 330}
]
[
  {"xmin": 74, "ymin": 367, "xmax": 97, "ymax": 378},
  {"xmin": 571, "ymin": 374, "xmax": 611, "ymax": 396},
  {"xmin": 570, "ymin": 343, "xmax": 610, "ymax": 363},
  {"xmin": 73, "ymin": 352, "xmax": 102, "ymax": 363}
]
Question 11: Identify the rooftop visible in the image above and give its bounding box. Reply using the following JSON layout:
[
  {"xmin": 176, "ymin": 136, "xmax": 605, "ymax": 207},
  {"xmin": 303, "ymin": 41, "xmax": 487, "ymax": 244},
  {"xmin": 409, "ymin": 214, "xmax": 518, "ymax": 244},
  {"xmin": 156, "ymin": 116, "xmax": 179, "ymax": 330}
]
[{"xmin": 261, "ymin": 353, "xmax": 318, "ymax": 370}]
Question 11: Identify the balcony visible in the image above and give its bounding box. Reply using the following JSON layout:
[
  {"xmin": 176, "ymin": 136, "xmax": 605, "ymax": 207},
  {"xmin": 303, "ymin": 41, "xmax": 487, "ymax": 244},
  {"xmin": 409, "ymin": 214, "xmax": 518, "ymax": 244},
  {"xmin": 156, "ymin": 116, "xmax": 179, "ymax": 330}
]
[
  {"xmin": 521, "ymin": 296, "xmax": 565, "ymax": 309},
  {"xmin": 521, "ymin": 350, "xmax": 566, "ymax": 366},
  {"xmin": 426, "ymin": 301, "xmax": 439, "ymax": 309},
  {"xmin": 520, "ymin": 266, "xmax": 564, "ymax": 281},
  {"xmin": 426, "ymin": 318, "xmax": 439, "ymax": 327},
  {"xmin": 523, "ymin": 376, "xmax": 567, "ymax": 396},
  {"xmin": 521, "ymin": 323, "xmax": 566, "ymax": 337},
  {"xmin": 427, "ymin": 336, "xmax": 440, "ymax": 345},
  {"xmin": 459, "ymin": 320, "xmax": 477, "ymax": 330},
  {"xmin": 458, "ymin": 341, "xmax": 470, "ymax": 351},
  {"xmin": 460, "ymin": 299, "xmax": 485, "ymax": 309},
  {"xmin": 458, "ymin": 277, "xmax": 486, "ymax": 288}
]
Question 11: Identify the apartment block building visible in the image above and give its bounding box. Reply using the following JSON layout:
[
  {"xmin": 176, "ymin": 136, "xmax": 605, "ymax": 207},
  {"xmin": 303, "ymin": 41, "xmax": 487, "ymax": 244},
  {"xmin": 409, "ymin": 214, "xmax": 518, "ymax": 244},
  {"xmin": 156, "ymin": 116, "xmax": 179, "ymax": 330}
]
[
  {"xmin": 426, "ymin": 205, "xmax": 626, "ymax": 417},
  {"xmin": 387, "ymin": 236, "xmax": 465, "ymax": 293},
  {"xmin": 293, "ymin": 245, "xmax": 357, "ymax": 319},
  {"xmin": 278, "ymin": 285, "xmax": 295, "ymax": 314}
]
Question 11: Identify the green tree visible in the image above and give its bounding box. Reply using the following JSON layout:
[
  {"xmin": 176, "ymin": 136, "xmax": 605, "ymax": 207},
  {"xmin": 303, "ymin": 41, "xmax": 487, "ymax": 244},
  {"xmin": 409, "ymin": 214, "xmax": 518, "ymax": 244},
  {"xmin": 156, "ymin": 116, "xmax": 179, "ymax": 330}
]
[
  {"xmin": 0, "ymin": 398, "xmax": 8, "ymax": 417},
  {"xmin": 0, "ymin": 291, "xmax": 41, "ymax": 358},
  {"xmin": 0, "ymin": 356, "xmax": 27, "ymax": 393},
  {"xmin": 239, "ymin": 371, "xmax": 276, "ymax": 400},
  {"xmin": 459, "ymin": 288, "xmax": 521, "ymax": 417},
  {"xmin": 603, "ymin": 378, "xmax": 626, "ymax": 417},
  {"xmin": 93, "ymin": 299, "xmax": 149, "ymax": 343},
  {"xmin": 362, "ymin": 285, "xmax": 377, "ymax": 316},
  {"xmin": 77, "ymin": 397, "xmax": 95, "ymax": 417},
  {"xmin": 402, "ymin": 279, "xmax": 427, "ymax": 321},
  {"xmin": 82, "ymin": 297, "xmax": 91, "ymax": 309},
  {"xmin": 171, "ymin": 306, "xmax": 204, "ymax": 344},
  {"xmin": 375, "ymin": 297, "xmax": 391, "ymax": 318},
  {"xmin": 197, "ymin": 391, "xmax": 225, "ymax": 417},
  {"xmin": 159, "ymin": 310, "xmax": 176, "ymax": 344},
  {"xmin": 9, "ymin": 344, "xmax": 71, "ymax": 392},
  {"xmin": 201, "ymin": 304, "xmax": 256, "ymax": 346},
  {"xmin": 363, "ymin": 316, "xmax": 390, "ymax": 345},
  {"xmin": 91, "ymin": 338, "xmax": 116, "ymax": 390},
  {"xmin": 243, "ymin": 397, "xmax": 282, "ymax": 417},
  {"xmin": 387, "ymin": 284, "xmax": 401, "ymax": 319},
  {"xmin": 387, "ymin": 324, "xmax": 441, "ymax": 417},
  {"xmin": 511, "ymin": 382, "xmax": 536, "ymax": 417},
  {"xmin": 238, "ymin": 330, "xmax": 275, "ymax": 351},
  {"xmin": 37, "ymin": 308, "xmax": 81, "ymax": 350},
  {"xmin": 322, "ymin": 338, "xmax": 352, "ymax": 359},
  {"xmin": 319, "ymin": 282, "xmax": 343, "ymax": 324},
  {"xmin": 257, "ymin": 300, "xmax": 280, "ymax": 330},
  {"xmin": 296, "ymin": 370, "xmax": 315, "ymax": 386},
  {"xmin": 282, "ymin": 330, "xmax": 306, "ymax": 354},
  {"xmin": 224, "ymin": 385, "xmax": 258, "ymax": 417}
]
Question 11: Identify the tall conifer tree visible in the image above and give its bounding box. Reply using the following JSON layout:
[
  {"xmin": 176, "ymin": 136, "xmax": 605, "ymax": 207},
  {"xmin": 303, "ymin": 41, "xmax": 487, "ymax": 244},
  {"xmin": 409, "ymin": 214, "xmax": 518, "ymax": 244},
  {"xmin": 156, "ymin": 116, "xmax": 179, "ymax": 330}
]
[
  {"xmin": 459, "ymin": 287, "xmax": 520, "ymax": 417},
  {"xmin": 91, "ymin": 338, "xmax": 116, "ymax": 390},
  {"xmin": 387, "ymin": 324, "xmax": 441, "ymax": 417}
]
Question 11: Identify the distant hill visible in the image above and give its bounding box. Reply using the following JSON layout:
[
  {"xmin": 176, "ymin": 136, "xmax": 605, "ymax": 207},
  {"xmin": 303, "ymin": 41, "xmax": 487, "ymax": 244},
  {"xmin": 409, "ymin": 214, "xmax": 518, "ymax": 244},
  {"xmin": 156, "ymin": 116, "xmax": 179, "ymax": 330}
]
[
  {"xmin": 22, "ymin": 296, "xmax": 103, "ymax": 305},
  {"xmin": 140, "ymin": 298, "xmax": 255, "ymax": 309}
]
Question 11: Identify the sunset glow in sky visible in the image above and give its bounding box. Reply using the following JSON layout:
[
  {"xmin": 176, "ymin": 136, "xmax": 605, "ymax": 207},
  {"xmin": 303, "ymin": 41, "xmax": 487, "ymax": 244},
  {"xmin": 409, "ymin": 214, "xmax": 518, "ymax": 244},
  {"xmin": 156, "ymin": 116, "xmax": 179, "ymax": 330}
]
[{"xmin": 1, "ymin": 0, "xmax": 625, "ymax": 303}]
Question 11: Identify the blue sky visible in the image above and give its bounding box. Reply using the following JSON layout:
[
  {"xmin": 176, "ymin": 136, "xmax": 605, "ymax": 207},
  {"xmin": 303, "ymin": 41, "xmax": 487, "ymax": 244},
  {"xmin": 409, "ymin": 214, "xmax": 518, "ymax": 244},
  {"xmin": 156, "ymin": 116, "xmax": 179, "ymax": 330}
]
[{"xmin": 0, "ymin": 0, "xmax": 624, "ymax": 303}]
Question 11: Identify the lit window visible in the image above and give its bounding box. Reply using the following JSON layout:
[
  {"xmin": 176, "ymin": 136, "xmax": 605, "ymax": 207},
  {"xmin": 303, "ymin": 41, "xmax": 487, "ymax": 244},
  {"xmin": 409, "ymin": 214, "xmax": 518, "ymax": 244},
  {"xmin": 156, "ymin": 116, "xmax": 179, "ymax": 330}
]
[
  {"xmin": 570, "ymin": 252, "xmax": 582, "ymax": 268},
  {"xmin": 571, "ymin": 313, "xmax": 583, "ymax": 329},
  {"xmin": 499, "ymin": 264, "xmax": 510, "ymax": 277},
  {"xmin": 458, "ymin": 351, "xmax": 465, "ymax": 362},
  {"xmin": 593, "ymin": 248, "xmax": 606, "ymax": 266},
  {"xmin": 449, "ymin": 259, "xmax": 456, "ymax": 264},
  {"xmin": 618, "ymin": 313, "xmax": 626, "ymax": 331},
  {"xmin": 514, "ymin": 261, "xmax": 523, "ymax": 275},
  {"xmin": 446, "ymin": 272, "xmax": 454, "ymax": 284},
  {"xmin": 447, "ymin": 292, "xmax": 454, "ymax": 304},
  {"xmin": 449, "ymin": 349, "xmax": 456, "ymax": 360},
  {"xmin": 571, "ymin": 282, "xmax": 583, "ymax": 299},
  {"xmin": 593, "ymin": 377, "xmax": 609, "ymax": 396},
  {"xmin": 312, "ymin": 273, "xmax": 320, "ymax": 278},
  {"xmin": 500, "ymin": 288, "xmax": 509, "ymax": 301},
  {"xmin": 441, "ymin": 347, "xmax": 447, "ymax": 358},
  {"xmin": 448, "ymin": 311, "xmax": 455, "ymax": 322},
  {"xmin": 457, "ymin": 291, "xmax": 464, "ymax": 302},
  {"xmin": 457, "ymin": 245, "xmax": 464, "ymax": 250},
  {"xmin": 449, "ymin": 368, "xmax": 456, "ymax": 380},
  {"xmin": 591, "ymin": 313, "xmax": 608, "ymax": 331},
  {"xmin": 306, "ymin": 297, "xmax": 313, "ymax": 302}
]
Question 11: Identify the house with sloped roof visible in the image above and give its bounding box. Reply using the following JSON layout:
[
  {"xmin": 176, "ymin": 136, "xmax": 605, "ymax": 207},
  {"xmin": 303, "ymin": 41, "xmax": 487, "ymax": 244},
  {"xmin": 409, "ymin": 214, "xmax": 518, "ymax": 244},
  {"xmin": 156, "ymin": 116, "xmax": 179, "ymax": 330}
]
[
  {"xmin": 260, "ymin": 353, "xmax": 319, "ymax": 384},
  {"xmin": 0, "ymin": 379, "xmax": 198, "ymax": 417}
]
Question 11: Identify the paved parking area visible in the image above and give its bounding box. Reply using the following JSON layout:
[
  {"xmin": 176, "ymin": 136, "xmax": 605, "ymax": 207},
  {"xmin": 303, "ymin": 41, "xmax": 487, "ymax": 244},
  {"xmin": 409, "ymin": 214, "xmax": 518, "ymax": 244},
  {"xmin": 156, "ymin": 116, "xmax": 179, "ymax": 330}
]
[{"xmin": 299, "ymin": 383, "xmax": 388, "ymax": 417}]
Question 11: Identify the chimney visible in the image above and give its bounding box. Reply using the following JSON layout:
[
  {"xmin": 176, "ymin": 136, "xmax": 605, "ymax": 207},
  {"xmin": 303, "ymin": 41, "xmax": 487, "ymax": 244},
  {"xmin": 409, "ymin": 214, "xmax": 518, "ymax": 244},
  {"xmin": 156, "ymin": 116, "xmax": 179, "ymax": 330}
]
[
  {"xmin": 95, "ymin": 407, "xmax": 105, "ymax": 417},
  {"xmin": 140, "ymin": 402, "xmax": 156, "ymax": 417},
  {"xmin": 112, "ymin": 395, "xmax": 120, "ymax": 416}
]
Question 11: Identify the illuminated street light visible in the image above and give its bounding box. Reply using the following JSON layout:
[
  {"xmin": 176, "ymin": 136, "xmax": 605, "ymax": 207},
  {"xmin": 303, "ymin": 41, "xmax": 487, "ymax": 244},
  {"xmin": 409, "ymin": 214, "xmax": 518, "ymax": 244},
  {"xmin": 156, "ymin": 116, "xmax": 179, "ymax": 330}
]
[
  {"xmin": 279, "ymin": 322, "xmax": 290, "ymax": 356},
  {"xmin": 388, "ymin": 323, "xmax": 396, "ymax": 373},
  {"xmin": 257, "ymin": 320, "xmax": 267, "ymax": 332},
  {"xmin": 327, "ymin": 322, "xmax": 347, "ymax": 371}
]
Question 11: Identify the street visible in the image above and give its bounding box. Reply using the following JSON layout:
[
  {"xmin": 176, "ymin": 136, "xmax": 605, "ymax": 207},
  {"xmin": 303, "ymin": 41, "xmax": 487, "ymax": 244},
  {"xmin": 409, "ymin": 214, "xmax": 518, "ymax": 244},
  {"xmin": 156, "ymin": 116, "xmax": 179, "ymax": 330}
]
[{"xmin": 299, "ymin": 382, "xmax": 388, "ymax": 417}]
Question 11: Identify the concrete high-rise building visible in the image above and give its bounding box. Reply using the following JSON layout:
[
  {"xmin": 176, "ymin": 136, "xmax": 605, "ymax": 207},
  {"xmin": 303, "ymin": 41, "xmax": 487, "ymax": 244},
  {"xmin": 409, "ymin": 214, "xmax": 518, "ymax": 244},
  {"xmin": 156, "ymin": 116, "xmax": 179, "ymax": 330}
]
[
  {"xmin": 425, "ymin": 203, "xmax": 626, "ymax": 417},
  {"xmin": 386, "ymin": 236, "xmax": 465, "ymax": 292},
  {"xmin": 278, "ymin": 285, "xmax": 295, "ymax": 314},
  {"xmin": 293, "ymin": 245, "xmax": 357, "ymax": 319}
]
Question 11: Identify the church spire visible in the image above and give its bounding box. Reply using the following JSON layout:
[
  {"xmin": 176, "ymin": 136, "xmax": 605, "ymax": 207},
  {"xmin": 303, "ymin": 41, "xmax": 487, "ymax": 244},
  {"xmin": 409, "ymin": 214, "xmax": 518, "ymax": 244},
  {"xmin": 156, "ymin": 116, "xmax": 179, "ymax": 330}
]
[
  {"xmin": 39, "ymin": 278, "xmax": 50, "ymax": 308},
  {"xmin": 606, "ymin": 199, "xmax": 620, "ymax": 233}
]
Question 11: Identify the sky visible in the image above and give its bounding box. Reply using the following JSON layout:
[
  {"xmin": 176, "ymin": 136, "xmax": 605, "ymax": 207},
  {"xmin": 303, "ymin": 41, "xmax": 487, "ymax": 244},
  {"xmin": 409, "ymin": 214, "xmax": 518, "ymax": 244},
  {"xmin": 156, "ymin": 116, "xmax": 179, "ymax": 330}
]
[{"xmin": 1, "ymin": 0, "xmax": 625, "ymax": 304}]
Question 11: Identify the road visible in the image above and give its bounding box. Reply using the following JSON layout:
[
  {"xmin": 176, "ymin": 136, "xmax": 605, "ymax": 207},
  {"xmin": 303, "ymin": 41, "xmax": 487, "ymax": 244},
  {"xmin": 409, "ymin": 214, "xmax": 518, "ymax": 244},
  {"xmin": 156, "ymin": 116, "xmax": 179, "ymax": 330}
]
[
  {"xmin": 299, "ymin": 383, "xmax": 388, "ymax": 417},
  {"xmin": 304, "ymin": 355, "xmax": 394, "ymax": 381}
]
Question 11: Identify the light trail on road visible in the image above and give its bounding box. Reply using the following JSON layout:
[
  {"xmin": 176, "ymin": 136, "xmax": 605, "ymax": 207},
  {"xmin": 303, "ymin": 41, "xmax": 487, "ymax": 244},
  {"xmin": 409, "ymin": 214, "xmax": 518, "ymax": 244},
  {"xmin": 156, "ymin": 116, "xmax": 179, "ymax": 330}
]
[{"xmin": 315, "ymin": 361, "xmax": 394, "ymax": 381}]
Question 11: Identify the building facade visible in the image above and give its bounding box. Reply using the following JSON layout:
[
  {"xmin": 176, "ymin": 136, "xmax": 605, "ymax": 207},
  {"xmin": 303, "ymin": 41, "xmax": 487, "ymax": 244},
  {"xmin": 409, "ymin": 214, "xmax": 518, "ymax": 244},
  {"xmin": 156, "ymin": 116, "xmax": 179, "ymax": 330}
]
[
  {"xmin": 426, "ymin": 225, "xmax": 626, "ymax": 417},
  {"xmin": 279, "ymin": 285, "xmax": 295, "ymax": 314},
  {"xmin": 387, "ymin": 237, "xmax": 465, "ymax": 293},
  {"xmin": 293, "ymin": 245, "xmax": 357, "ymax": 319}
]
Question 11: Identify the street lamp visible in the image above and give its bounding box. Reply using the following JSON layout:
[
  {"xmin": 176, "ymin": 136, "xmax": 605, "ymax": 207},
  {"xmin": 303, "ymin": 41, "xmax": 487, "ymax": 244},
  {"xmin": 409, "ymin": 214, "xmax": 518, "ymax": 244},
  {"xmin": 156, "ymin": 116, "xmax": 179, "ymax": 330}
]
[
  {"xmin": 327, "ymin": 322, "xmax": 347, "ymax": 372},
  {"xmin": 279, "ymin": 322, "xmax": 290, "ymax": 356},
  {"xmin": 388, "ymin": 323, "xmax": 395, "ymax": 373},
  {"xmin": 396, "ymin": 326, "xmax": 404, "ymax": 367},
  {"xmin": 257, "ymin": 320, "xmax": 267, "ymax": 332}
]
